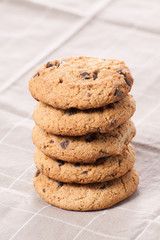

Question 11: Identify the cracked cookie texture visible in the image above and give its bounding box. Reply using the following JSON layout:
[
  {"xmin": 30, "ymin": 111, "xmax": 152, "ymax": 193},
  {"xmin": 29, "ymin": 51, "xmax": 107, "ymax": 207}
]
[
  {"xmin": 29, "ymin": 56, "xmax": 134, "ymax": 109},
  {"xmin": 33, "ymin": 94, "xmax": 136, "ymax": 136},
  {"xmin": 32, "ymin": 119, "xmax": 136, "ymax": 163},
  {"xmin": 34, "ymin": 167, "xmax": 139, "ymax": 211},
  {"xmin": 34, "ymin": 144, "xmax": 135, "ymax": 184}
]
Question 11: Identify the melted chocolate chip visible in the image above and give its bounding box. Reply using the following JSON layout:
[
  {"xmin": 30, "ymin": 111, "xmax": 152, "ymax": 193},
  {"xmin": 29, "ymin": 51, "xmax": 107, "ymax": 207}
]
[
  {"xmin": 117, "ymin": 69, "xmax": 125, "ymax": 75},
  {"xmin": 42, "ymin": 188, "xmax": 46, "ymax": 192},
  {"xmin": 85, "ymin": 133, "xmax": 97, "ymax": 142},
  {"xmin": 80, "ymin": 72, "xmax": 90, "ymax": 79},
  {"xmin": 74, "ymin": 163, "xmax": 81, "ymax": 167},
  {"xmin": 67, "ymin": 108, "xmax": 78, "ymax": 115},
  {"xmin": 35, "ymin": 169, "xmax": 40, "ymax": 177},
  {"xmin": 93, "ymin": 72, "xmax": 98, "ymax": 80},
  {"xmin": 82, "ymin": 171, "xmax": 88, "ymax": 175},
  {"xmin": 58, "ymin": 78, "xmax": 63, "ymax": 84},
  {"xmin": 124, "ymin": 78, "xmax": 131, "ymax": 86},
  {"xmin": 117, "ymin": 69, "xmax": 131, "ymax": 86},
  {"xmin": 56, "ymin": 181, "xmax": 64, "ymax": 187},
  {"xmin": 57, "ymin": 159, "xmax": 65, "ymax": 166},
  {"xmin": 55, "ymin": 61, "xmax": 61, "ymax": 67},
  {"xmin": 33, "ymin": 72, "xmax": 40, "ymax": 78},
  {"xmin": 60, "ymin": 141, "xmax": 69, "ymax": 149},
  {"xmin": 46, "ymin": 62, "xmax": 53, "ymax": 68},
  {"xmin": 114, "ymin": 88, "xmax": 122, "ymax": 98},
  {"xmin": 49, "ymin": 140, "xmax": 54, "ymax": 144}
]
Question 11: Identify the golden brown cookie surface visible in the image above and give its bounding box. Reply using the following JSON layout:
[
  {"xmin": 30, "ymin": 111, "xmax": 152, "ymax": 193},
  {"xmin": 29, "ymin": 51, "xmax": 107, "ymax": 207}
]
[
  {"xmin": 34, "ymin": 167, "xmax": 139, "ymax": 211},
  {"xmin": 34, "ymin": 144, "xmax": 135, "ymax": 184},
  {"xmin": 32, "ymin": 120, "xmax": 136, "ymax": 163},
  {"xmin": 33, "ymin": 94, "xmax": 136, "ymax": 136},
  {"xmin": 29, "ymin": 56, "xmax": 134, "ymax": 109}
]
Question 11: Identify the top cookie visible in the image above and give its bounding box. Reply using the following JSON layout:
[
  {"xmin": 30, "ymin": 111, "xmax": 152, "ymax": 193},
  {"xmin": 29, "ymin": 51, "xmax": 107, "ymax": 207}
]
[{"xmin": 29, "ymin": 56, "xmax": 134, "ymax": 109}]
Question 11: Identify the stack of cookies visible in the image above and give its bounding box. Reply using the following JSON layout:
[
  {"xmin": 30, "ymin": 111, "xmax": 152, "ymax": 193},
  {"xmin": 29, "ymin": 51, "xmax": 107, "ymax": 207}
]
[{"xmin": 29, "ymin": 56, "xmax": 139, "ymax": 211}]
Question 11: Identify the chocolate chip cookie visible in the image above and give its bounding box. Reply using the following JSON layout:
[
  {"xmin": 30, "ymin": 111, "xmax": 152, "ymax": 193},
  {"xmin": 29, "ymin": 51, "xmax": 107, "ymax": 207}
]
[
  {"xmin": 34, "ymin": 144, "xmax": 135, "ymax": 184},
  {"xmin": 34, "ymin": 167, "xmax": 139, "ymax": 211},
  {"xmin": 33, "ymin": 94, "xmax": 136, "ymax": 136},
  {"xmin": 29, "ymin": 56, "xmax": 134, "ymax": 109},
  {"xmin": 32, "ymin": 119, "xmax": 136, "ymax": 163}
]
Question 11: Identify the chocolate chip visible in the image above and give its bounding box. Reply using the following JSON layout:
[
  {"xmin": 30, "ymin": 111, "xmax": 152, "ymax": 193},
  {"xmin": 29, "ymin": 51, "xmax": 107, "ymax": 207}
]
[
  {"xmin": 57, "ymin": 159, "xmax": 65, "ymax": 166},
  {"xmin": 49, "ymin": 140, "xmax": 54, "ymax": 144},
  {"xmin": 60, "ymin": 141, "xmax": 69, "ymax": 149},
  {"xmin": 55, "ymin": 61, "xmax": 61, "ymax": 67},
  {"xmin": 43, "ymin": 146, "xmax": 47, "ymax": 149},
  {"xmin": 56, "ymin": 181, "xmax": 64, "ymax": 187},
  {"xmin": 100, "ymin": 183, "xmax": 107, "ymax": 189},
  {"xmin": 80, "ymin": 72, "xmax": 90, "ymax": 79},
  {"xmin": 74, "ymin": 163, "xmax": 81, "ymax": 167},
  {"xmin": 114, "ymin": 88, "xmax": 122, "ymax": 98},
  {"xmin": 118, "ymin": 160, "xmax": 121, "ymax": 167},
  {"xmin": 67, "ymin": 108, "xmax": 77, "ymax": 115},
  {"xmin": 117, "ymin": 69, "xmax": 131, "ymax": 86},
  {"xmin": 117, "ymin": 69, "xmax": 125, "ymax": 75},
  {"xmin": 85, "ymin": 133, "xmax": 97, "ymax": 142},
  {"xmin": 35, "ymin": 169, "xmax": 40, "ymax": 177},
  {"xmin": 42, "ymin": 188, "xmax": 46, "ymax": 192},
  {"xmin": 99, "ymin": 150, "xmax": 107, "ymax": 155},
  {"xmin": 124, "ymin": 78, "xmax": 131, "ymax": 86},
  {"xmin": 46, "ymin": 62, "xmax": 53, "ymax": 68},
  {"xmin": 33, "ymin": 72, "xmax": 40, "ymax": 78},
  {"xmin": 59, "ymin": 78, "xmax": 63, "ymax": 83},
  {"xmin": 93, "ymin": 72, "xmax": 98, "ymax": 80},
  {"xmin": 82, "ymin": 171, "xmax": 88, "ymax": 175},
  {"xmin": 48, "ymin": 168, "xmax": 50, "ymax": 171}
]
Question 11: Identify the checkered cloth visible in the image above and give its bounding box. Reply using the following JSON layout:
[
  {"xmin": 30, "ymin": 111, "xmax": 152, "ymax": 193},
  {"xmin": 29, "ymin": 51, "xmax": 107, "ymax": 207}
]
[{"xmin": 1, "ymin": 0, "xmax": 160, "ymax": 239}]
